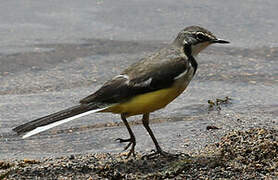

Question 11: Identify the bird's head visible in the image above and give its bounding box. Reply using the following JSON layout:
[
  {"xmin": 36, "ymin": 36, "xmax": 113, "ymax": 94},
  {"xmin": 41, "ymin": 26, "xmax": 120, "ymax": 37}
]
[{"xmin": 173, "ymin": 26, "xmax": 229, "ymax": 57}]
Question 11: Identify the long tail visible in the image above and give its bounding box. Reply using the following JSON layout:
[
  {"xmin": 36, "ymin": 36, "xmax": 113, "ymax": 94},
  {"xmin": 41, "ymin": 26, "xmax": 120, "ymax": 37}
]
[{"xmin": 13, "ymin": 104, "xmax": 106, "ymax": 139}]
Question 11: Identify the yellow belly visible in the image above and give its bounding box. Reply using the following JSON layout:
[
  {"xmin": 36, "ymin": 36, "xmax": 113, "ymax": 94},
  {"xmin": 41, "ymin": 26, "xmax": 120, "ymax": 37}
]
[{"xmin": 101, "ymin": 85, "xmax": 186, "ymax": 116}]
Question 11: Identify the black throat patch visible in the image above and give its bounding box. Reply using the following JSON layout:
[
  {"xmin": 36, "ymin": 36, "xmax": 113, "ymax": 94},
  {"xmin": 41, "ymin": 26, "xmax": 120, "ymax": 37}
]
[{"xmin": 183, "ymin": 45, "xmax": 198, "ymax": 75}]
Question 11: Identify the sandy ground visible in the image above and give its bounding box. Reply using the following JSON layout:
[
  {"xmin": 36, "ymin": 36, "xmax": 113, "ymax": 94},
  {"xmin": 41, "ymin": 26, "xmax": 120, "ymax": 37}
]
[{"xmin": 1, "ymin": 128, "xmax": 277, "ymax": 179}]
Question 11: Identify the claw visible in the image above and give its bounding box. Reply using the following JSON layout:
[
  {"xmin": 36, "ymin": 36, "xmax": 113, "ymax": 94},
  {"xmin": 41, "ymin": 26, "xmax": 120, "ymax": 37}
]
[
  {"xmin": 142, "ymin": 149, "xmax": 180, "ymax": 160},
  {"xmin": 126, "ymin": 145, "xmax": 135, "ymax": 158},
  {"xmin": 116, "ymin": 136, "xmax": 136, "ymax": 158},
  {"xmin": 115, "ymin": 138, "xmax": 132, "ymax": 143}
]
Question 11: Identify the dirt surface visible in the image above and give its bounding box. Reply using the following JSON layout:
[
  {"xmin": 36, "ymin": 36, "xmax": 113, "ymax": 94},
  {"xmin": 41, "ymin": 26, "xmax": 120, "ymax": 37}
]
[{"xmin": 1, "ymin": 128, "xmax": 277, "ymax": 179}]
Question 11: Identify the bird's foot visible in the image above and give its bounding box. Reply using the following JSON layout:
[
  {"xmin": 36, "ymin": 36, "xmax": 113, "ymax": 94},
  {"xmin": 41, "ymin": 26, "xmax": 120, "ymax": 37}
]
[
  {"xmin": 115, "ymin": 137, "xmax": 136, "ymax": 158},
  {"xmin": 142, "ymin": 149, "xmax": 180, "ymax": 160}
]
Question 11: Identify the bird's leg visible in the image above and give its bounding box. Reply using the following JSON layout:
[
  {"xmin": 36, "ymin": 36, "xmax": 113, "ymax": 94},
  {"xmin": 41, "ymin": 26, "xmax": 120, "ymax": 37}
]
[
  {"xmin": 115, "ymin": 113, "xmax": 136, "ymax": 158},
  {"xmin": 142, "ymin": 113, "xmax": 177, "ymax": 159}
]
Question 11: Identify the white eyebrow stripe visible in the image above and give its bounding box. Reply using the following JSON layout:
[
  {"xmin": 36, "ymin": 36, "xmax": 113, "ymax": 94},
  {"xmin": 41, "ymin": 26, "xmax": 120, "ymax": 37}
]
[{"xmin": 182, "ymin": 31, "xmax": 215, "ymax": 39}]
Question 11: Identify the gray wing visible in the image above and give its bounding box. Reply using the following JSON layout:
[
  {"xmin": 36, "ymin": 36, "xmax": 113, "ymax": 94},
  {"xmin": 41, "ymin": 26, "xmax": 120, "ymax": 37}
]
[{"xmin": 80, "ymin": 48, "xmax": 189, "ymax": 104}]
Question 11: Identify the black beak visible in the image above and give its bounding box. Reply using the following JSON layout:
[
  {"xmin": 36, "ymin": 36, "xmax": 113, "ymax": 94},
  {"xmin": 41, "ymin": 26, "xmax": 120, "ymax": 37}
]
[{"xmin": 212, "ymin": 39, "xmax": 230, "ymax": 44}]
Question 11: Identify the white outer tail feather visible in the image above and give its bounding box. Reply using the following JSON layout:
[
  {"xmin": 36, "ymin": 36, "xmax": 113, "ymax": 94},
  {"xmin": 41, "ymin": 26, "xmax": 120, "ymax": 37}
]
[{"xmin": 22, "ymin": 107, "xmax": 107, "ymax": 139}]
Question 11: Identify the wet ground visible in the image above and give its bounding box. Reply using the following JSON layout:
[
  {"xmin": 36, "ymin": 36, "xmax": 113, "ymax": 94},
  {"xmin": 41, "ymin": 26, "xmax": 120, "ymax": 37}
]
[{"xmin": 0, "ymin": 0, "xmax": 278, "ymax": 160}]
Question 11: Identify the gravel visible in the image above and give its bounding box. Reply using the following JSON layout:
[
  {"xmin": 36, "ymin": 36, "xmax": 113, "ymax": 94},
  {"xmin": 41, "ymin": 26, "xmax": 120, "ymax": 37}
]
[{"xmin": 1, "ymin": 128, "xmax": 277, "ymax": 179}]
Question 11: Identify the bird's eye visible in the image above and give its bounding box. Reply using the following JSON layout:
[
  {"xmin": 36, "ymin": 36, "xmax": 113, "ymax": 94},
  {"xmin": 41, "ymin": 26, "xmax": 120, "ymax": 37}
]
[{"xmin": 196, "ymin": 33, "xmax": 210, "ymax": 41}]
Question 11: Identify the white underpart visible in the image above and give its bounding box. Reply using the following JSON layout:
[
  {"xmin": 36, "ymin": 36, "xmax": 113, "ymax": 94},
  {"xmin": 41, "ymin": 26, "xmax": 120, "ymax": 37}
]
[{"xmin": 22, "ymin": 107, "xmax": 107, "ymax": 139}]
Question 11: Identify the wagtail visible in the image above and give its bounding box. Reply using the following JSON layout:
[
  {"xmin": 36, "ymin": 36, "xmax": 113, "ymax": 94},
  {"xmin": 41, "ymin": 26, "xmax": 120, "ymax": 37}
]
[{"xmin": 13, "ymin": 26, "xmax": 229, "ymax": 158}]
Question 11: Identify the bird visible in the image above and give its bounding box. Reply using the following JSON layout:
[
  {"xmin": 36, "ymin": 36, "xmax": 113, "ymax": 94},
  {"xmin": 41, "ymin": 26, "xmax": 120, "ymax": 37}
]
[{"xmin": 13, "ymin": 26, "xmax": 229, "ymax": 158}]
